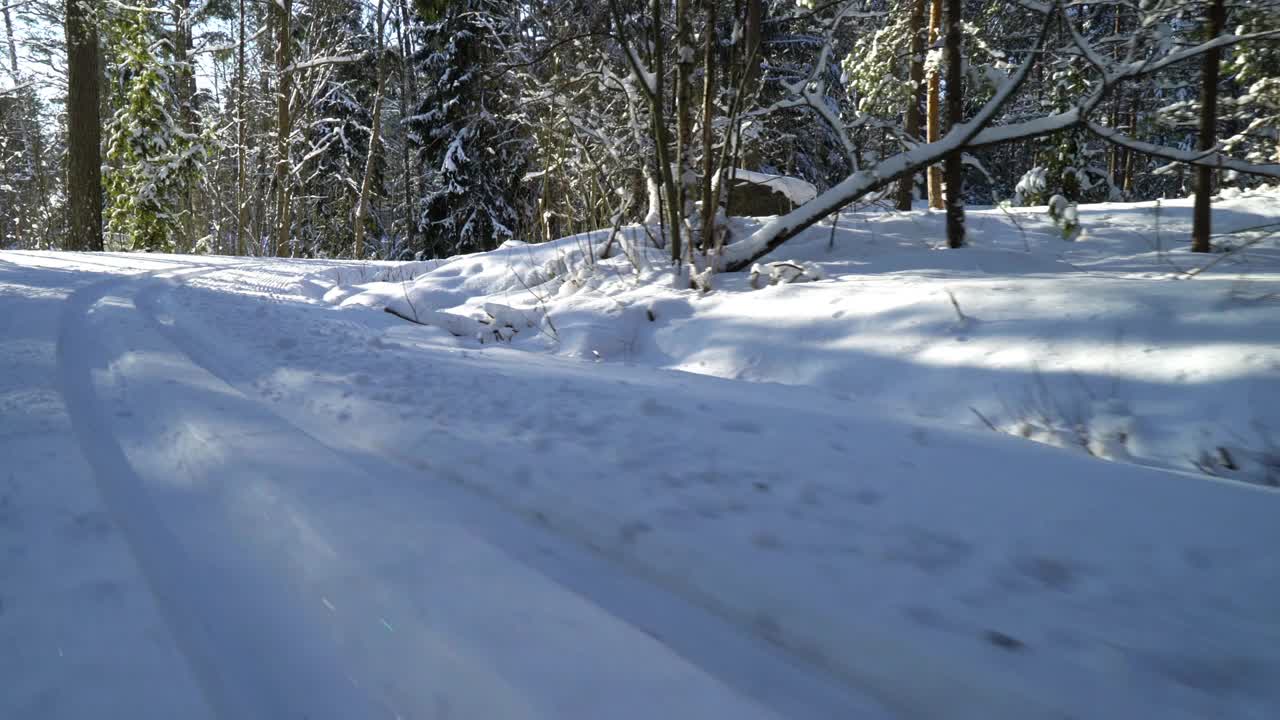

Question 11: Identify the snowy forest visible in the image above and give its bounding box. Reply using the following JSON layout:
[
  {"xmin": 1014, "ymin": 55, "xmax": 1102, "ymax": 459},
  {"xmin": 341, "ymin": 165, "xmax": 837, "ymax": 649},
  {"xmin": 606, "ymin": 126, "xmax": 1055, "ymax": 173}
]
[
  {"xmin": 1, "ymin": 0, "xmax": 1278, "ymax": 263},
  {"xmin": 4, "ymin": 2, "xmax": 1280, "ymax": 718}
]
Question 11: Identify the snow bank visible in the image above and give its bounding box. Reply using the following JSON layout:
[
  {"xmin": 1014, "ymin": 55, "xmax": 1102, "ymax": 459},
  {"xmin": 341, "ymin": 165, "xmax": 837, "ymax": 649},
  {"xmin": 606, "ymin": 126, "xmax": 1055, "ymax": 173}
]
[{"xmin": 309, "ymin": 188, "xmax": 1280, "ymax": 486}]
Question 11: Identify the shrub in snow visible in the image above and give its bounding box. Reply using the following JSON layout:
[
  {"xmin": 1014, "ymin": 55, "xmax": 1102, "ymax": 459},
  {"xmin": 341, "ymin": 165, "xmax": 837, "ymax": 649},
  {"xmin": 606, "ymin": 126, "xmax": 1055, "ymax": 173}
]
[
  {"xmin": 1084, "ymin": 399, "xmax": 1135, "ymax": 461},
  {"xmin": 1193, "ymin": 425, "xmax": 1280, "ymax": 487},
  {"xmin": 690, "ymin": 265, "xmax": 715, "ymax": 293},
  {"xmin": 996, "ymin": 376, "xmax": 1133, "ymax": 461},
  {"xmin": 1047, "ymin": 195, "xmax": 1081, "ymax": 240},
  {"xmin": 1013, "ymin": 167, "xmax": 1047, "ymax": 206}
]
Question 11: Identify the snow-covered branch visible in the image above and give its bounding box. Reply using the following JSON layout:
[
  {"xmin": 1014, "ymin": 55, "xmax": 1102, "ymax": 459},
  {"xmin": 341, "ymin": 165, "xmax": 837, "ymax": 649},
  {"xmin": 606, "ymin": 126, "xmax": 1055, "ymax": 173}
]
[
  {"xmin": 718, "ymin": 1, "xmax": 1280, "ymax": 271},
  {"xmin": 722, "ymin": 2, "xmax": 1058, "ymax": 271}
]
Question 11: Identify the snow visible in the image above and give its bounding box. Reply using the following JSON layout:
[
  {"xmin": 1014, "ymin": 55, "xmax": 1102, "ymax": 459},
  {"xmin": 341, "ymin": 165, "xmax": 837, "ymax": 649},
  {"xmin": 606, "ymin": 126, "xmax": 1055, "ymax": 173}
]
[
  {"xmin": 729, "ymin": 169, "xmax": 819, "ymax": 205},
  {"xmin": 2, "ymin": 190, "xmax": 1280, "ymax": 719}
]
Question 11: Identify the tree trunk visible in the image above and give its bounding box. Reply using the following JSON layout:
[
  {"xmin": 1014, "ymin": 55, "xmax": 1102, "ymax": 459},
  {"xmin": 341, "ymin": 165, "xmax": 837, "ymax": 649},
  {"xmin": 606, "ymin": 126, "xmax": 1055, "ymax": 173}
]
[
  {"xmin": 734, "ymin": 0, "xmax": 763, "ymax": 174},
  {"xmin": 235, "ymin": 0, "xmax": 247, "ymax": 255},
  {"xmin": 649, "ymin": 0, "xmax": 683, "ymax": 266},
  {"xmin": 352, "ymin": 77, "xmax": 385, "ymax": 258},
  {"xmin": 172, "ymin": 1, "xmax": 196, "ymax": 251},
  {"xmin": 1122, "ymin": 92, "xmax": 1138, "ymax": 195},
  {"xmin": 743, "ymin": 0, "xmax": 763, "ymax": 92},
  {"xmin": 353, "ymin": 0, "xmax": 387, "ymax": 259},
  {"xmin": 925, "ymin": 0, "xmax": 944, "ymax": 210},
  {"xmin": 1191, "ymin": 0, "xmax": 1224, "ymax": 253},
  {"xmin": 4, "ymin": 2, "xmax": 28, "ymax": 248},
  {"xmin": 1111, "ymin": 92, "xmax": 1128, "ymax": 194},
  {"xmin": 943, "ymin": 0, "xmax": 965, "ymax": 247},
  {"xmin": 674, "ymin": 0, "xmax": 695, "ymax": 234},
  {"xmin": 1106, "ymin": 8, "xmax": 1123, "ymax": 191},
  {"xmin": 398, "ymin": 0, "xmax": 417, "ymax": 252},
  {"xmin": 33, "ymin": 124, "xmax": 50, "ymax": 248},
  {"xmin": 2, "ymin": 3, "xmax": 16, "ymax": 77},
  {"xmin": 273, "ymin": 0, "xmax": 293, "ymax": 256},
  {"xmin": 65, "ymin": 0, "xmax": 103, "ymax": 252},
  {"xmin": 897, "ymin": 0, "xmax": 926, "ymax": 211},
  {"xmin": 251, "ymin": 12, "xmax": 271, "ymax": 254},
  {"xmin": 698, "ymin": 0, "xmax": 718, "ymax": 249}
]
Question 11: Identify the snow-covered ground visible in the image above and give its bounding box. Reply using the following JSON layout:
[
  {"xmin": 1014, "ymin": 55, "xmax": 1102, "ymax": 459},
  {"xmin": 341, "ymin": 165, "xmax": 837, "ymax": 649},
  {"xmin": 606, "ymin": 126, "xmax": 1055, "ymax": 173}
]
[
  {"xmin": 321, "ymin": 188, "xmax": 1280, "ymax": 486},
  {"xmin": 2, "ymin": 192, "xmax": 1278, "ymax": 719}
]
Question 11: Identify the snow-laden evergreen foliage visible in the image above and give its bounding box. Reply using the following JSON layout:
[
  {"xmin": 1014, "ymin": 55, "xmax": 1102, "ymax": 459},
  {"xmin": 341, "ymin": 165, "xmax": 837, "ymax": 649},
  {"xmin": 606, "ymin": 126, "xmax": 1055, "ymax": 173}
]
[
  {"xmin": 406, "ymin": 0, "xmax": 527, "ymax": 258},
  {"xmin": 1223, "ymin": 9, "xmax": 1280, "ymax": 165}
]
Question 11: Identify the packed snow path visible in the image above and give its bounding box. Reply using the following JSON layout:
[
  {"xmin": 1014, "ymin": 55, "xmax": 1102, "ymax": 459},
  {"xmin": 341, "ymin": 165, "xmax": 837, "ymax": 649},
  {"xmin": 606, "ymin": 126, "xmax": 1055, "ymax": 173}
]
[
  {"xmin": 7, "ymin": 254, "xmax": 872, "ymax": 718},
  {"xmin": 2, "ymin": 251, "xmax": 1278, "ymax": 719}
]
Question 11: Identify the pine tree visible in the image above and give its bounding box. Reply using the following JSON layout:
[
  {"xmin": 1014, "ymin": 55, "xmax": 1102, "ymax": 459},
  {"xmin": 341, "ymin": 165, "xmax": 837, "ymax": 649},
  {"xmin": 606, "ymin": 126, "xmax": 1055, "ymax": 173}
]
[{"xmin": 406, "ymin": 1, "xmax": 526, "ymax": 258}]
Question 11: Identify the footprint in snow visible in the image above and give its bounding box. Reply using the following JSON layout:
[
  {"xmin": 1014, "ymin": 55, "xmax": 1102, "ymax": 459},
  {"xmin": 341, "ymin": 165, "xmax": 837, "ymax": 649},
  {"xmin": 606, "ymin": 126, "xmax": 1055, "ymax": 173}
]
[
  {"xmin": 618, "ymin": 520, "xmax": 652, "ymax": 544},
  {"xmin": 639, "ymin": 397, "xmax": 681, "ymax": 417},
  {"xmin": 1011, "ymin": 555, "xmax": 1081, "ymax": 593}
]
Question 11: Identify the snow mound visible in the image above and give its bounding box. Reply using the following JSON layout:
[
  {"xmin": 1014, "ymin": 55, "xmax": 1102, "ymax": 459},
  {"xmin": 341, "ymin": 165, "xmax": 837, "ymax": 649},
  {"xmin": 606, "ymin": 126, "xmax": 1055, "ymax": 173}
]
[{"xmin": 728, "ymin": 169, "xmax": 819, "ymax": 205}]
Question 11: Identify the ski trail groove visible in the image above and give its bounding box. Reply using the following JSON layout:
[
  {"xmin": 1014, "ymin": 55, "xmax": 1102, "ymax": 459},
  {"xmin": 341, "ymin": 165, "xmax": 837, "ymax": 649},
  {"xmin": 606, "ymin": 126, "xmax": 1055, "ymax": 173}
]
[
  {"xmin": 57, "ymin": 264, "xmax": 842, "ymax": 719},
  {"xmin": 56, "ymin": 269, "xmax": 499, "ymax": 719},
  {"xmin": 130, "ymin": 267, "xmax": 894, "ymax": 719},
  {"xmin": 57, "ymin": 271, "xmax": 272, "ymax": 720}
]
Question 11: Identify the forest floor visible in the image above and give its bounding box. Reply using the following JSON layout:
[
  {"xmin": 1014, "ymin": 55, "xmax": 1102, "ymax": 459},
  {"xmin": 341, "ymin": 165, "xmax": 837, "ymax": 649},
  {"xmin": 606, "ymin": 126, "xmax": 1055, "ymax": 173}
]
[{"xmin": 2, "ymin": 191, "xmax": 1279, "ymax": 719}]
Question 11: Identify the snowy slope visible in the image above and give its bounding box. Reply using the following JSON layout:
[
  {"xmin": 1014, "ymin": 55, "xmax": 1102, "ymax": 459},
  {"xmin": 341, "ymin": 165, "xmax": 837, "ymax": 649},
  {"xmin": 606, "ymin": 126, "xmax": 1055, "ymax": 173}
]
[{"xmin": 2, "ymin": 193, "xmax": 1279, "ymax": 720}]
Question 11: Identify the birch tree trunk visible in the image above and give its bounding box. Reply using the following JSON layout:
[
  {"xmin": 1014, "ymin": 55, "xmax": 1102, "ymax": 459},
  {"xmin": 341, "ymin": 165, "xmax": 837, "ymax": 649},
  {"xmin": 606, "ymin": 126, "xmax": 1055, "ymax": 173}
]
[
  {"xmin": 353, "ymin": 0, "xmax": 387, "ymax": 259},
  {"xmin": 172, "ymin": 1, "xmax": 196, "ymax": 251},
  {"xmin": 674, "ymin": 0, "xmax": 695, "ymax": 232},
  {"xmin": 897, "ymin": 0, "xmax": 926, "ymax": 210},
  {"xmin": 235, "ymin": 0, "xmax": 247, "ymax": 255},
  {"xmin": 273, "ymin": 0, "xmax": 293, "ymax": 256},
  {"xmin": 397, "ymin": 0, "xmax": 417, "ymax": 251},
  {"xmin": 925, "ymin": 0, "xmax": 944, "ymax": 210},
  {"xmin": 2, "ymin": 3, "xmax": 15, "ymax": 75},
  {"xmin": 4, "ymin": 3, "xmax": 27, "ymax": 248}
]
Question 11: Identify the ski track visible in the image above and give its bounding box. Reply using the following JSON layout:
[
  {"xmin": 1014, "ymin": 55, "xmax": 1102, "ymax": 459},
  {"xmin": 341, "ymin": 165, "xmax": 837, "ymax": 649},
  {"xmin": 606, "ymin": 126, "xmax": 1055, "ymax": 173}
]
[
  {"xmin": 52, "ymin": 261, "xmax": 889, "ymax": 719},
  {"xmin": 130, "ymin": 272, "xmax": 891, "ymax": 719},
  {"xmin": 58, "ymin": 268, "xmax": 389, "ymax": 720}
]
